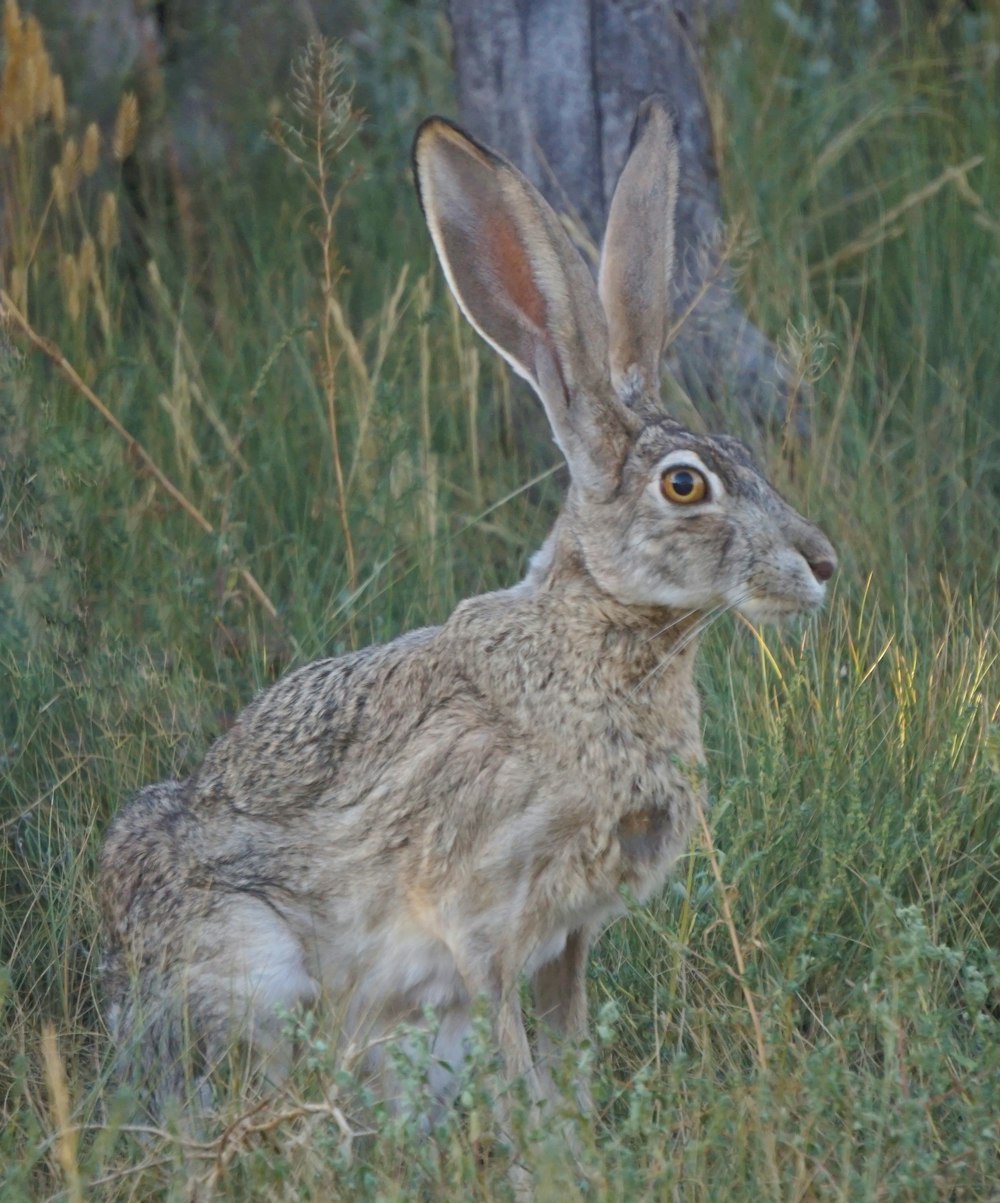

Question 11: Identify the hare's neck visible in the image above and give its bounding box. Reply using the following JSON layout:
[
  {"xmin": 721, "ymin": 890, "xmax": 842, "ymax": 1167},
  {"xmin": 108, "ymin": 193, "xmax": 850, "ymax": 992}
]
[{"xmin": 524, "ymin": 516, "xmax": 705, "ymax": 688}]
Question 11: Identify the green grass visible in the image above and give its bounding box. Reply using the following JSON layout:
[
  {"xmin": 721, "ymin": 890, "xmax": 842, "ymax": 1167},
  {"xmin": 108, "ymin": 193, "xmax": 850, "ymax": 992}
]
[{"xmin": 2, "ymin": 2, "xmax": 998, "ymax": 1199}]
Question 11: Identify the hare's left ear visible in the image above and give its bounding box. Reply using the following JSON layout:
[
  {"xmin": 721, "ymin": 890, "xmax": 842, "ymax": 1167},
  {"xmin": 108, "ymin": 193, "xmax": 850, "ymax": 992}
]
[
  {"xmin": 413, "ymin": 117, "xmax": 638, "ymax": 494},
  {"xmin": 598, "ymin": 97, "xmax": 680, "ymax": 407}
]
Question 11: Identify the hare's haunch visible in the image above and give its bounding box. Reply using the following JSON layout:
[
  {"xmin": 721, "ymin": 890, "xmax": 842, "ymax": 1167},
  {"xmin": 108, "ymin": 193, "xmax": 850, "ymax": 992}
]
[{"xmin": 100, "ymin": 98, "xmax": 835, "ymax": 1124}]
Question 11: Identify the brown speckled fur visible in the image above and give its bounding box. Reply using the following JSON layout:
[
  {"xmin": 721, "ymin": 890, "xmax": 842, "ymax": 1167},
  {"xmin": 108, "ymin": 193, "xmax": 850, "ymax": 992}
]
[{"xmin": 99, "ymin": 99, "xmax": 835, "ymax": 1128}]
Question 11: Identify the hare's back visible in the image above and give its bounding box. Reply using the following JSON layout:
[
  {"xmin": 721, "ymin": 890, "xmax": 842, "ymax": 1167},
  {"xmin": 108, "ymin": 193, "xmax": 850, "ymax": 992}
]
[{"xmin": 189, "ymin": 625, "xmax": 444, "ymax": 819}]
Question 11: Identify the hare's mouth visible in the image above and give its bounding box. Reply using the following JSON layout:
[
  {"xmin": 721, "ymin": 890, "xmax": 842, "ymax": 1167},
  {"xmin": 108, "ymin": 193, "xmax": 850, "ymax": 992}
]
[{"xmin": 737, "ymin": 589, "xmax": 826, "ymax": 624}]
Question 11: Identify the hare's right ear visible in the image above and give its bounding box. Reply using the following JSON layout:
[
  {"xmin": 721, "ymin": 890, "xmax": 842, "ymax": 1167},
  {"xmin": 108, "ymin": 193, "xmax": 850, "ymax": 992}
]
[
  {"xmin": 598, "ymin": 97, "xmax": 680, "ymax": 408},
  {"xmin": 413, "ymin": 118, "xmax": 638, "ymax": 492}
]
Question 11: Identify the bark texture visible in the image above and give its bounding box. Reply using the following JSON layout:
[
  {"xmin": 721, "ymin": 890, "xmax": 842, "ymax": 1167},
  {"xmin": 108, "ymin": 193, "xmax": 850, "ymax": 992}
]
[{"xmin": 448, "ymin": 0, "xmax": 804, "ymax": 434}]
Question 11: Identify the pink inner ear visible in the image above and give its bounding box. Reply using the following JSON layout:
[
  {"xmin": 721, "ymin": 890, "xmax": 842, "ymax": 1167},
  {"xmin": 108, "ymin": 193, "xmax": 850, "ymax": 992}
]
[{"xmin": 484, "ymin": 210, "xmax": 547, "ymax": 329}]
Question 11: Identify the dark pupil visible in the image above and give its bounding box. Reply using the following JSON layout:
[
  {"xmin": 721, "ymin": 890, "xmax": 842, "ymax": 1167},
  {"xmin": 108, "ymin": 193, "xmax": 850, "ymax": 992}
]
[{"xmin": 671, "ymin": 470, "xmax": 695, "ymax": 496}]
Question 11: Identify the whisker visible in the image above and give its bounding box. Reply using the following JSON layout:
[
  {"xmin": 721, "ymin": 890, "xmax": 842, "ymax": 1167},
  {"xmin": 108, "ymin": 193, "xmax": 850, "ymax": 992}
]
[
  {"xmin": 625, "ymin": 589, "xmax": 761, "ymax": 704},
  {"xmin": 641, "ymin": 608, "xmax": 699, "ymax": 644},
  {"xmin": 625, "ymin": 601, "xmax": 736, "ymax": 703}
]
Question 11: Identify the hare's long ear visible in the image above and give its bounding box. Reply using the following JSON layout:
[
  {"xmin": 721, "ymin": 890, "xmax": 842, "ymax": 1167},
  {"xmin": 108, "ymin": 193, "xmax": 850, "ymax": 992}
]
[
  {"xmin": 414, "ymin": 118, "xmax": 637, "ymax": 492},
  {"xmin": 598, "ymin": 97, "xmax": 680, "ymax": 408}
]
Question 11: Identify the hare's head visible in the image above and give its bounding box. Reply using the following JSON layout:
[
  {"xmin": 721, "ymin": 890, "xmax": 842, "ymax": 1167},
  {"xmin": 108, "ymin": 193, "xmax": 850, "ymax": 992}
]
[{"xmin": 414, "ymin": 99, "xmax": 835, "ymax": 623}]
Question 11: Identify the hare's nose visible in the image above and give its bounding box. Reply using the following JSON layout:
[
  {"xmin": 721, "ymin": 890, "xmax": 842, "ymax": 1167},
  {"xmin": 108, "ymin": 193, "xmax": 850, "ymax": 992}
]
[
  {"xmin": 794, "ymin": 526, "xmax": 837, "ymax": 583},
  {"xmin": 790, "ymin": 518, "xmax": 837, "ymax": 586},
  {"xmin": 809, "ymin": 557, "xmax": 836, "ymax": 583}
]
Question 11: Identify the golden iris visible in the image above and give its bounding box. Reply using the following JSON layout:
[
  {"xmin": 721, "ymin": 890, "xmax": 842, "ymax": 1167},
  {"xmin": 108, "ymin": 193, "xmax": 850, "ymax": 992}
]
[{"xmin": 660, "ymin": 466, "xmax": 708, "ymax": 504}]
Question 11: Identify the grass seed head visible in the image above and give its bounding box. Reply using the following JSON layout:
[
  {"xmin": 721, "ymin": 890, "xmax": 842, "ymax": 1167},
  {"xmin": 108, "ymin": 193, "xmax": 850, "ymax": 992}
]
[
  {"xmin": 59, "ymin": 252, "xmax": 81, "ymax": 322},
  {"xmin": 81, "ymin": 121, "xmax": 99, "ymax": 176},
  {"xmin": 112, "ymin": 92, "xmax": 139, "ymax": 161},
  {"xmin": 49, "ymin": 70, "xmax": 64, "ymax": 132},
  {"xmin": 50, "ymin": 161, "xmax": 67, "ymax": 215},
  {"xmin": 78, "ymin": 235, "xmax": 97, "ymax": 286},
  {"xmin": 98, "ymin": 191, "xmax": 119, "ymax": 253},
  {"xmin": 59, "ymin": 136, "xmax": 79, "ymax": 193}
]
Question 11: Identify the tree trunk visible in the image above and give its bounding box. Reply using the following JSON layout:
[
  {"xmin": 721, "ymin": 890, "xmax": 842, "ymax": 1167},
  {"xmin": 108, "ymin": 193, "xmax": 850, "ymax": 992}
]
[{"xmin": 448, "ymin": 0, "xmax": 806, "ymax": 436}]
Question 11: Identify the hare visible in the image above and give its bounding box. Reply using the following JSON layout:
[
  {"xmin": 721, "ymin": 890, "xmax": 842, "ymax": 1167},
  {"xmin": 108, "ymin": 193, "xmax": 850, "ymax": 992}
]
[{"xmin": 100, "ymin": 97, "xmax": 836, "ymax": 1128}]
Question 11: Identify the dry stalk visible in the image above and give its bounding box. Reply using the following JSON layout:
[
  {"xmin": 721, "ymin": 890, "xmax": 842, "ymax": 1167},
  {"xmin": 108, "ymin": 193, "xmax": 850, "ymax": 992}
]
[
  {"xmin": 272, "ymin": 37, "xmax": 360, "ymax": 595},
  {"xmin": 317, "ymin": 177, "xmax": 358, "ymax": 593},
  {"xmin": 134, "ymin": 22, "xmax": 199, "ymax": 265},
  {"xmin": 40, "ymin": 1025, "xmax": 84, "ymax": 1203},
  {"xmin": 63, "ymin": 1097, "xmax": 372, "ymax": 1195},
  {"xmin": 146, "ymin": 260, "xmax": 255, "ymax": 480},
  {"xmin": 201, "ymin": 1097, "xmax": 364, "ymax": 1191},
  {"xmin": 0, "ymin": 288, "xmax": 280, "ymax": 624},
  {"xmin": 694, "ymin": 799, "xmax": 769, "ymax": 1074},
  {"xmin": 344, "ymin": 262, "xmax": 412, "ymax": 496},
  {"xmin": 695, "ymin": 800, "xmax": 784, "ymax": 1197},
  {"xmin": 808, "ymin": 156, "xmax": 983, "ymax": 278},
  {"xmin": 663, "ymin": 221, "xmax": 745, "ymax": 351},
  {"xmin": 415, "ymin": 272, "xmax": 439, "ymax": 553}
]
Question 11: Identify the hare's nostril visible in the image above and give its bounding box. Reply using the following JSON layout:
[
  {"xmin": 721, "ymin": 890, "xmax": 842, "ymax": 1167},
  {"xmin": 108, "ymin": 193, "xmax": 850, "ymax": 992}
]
[{"xmin": 809, "ymin": 559, "xmax": 835, "ymax": 583}]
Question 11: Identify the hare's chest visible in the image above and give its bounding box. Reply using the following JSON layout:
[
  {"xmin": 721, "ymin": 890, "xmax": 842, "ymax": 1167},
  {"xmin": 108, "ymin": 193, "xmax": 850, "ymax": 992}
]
[
  {"xmin": 565, "ymin": 703, "xmax": 704, "ymax": 816},
  {"xmin": 536, "ymin": 718, "xmax": 705, "ymax": 909},
  {"xmin": 615, "ymin": 706, "xmax": 703, "ymax": 863}
]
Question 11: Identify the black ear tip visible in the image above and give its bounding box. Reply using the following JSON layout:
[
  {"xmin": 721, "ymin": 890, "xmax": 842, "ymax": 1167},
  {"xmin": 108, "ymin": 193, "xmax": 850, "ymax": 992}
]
[
  {"xmin": 412, "ymin": 116, "xmax": 463, "ymax": 208},
  {"xmin": 411, "ymin": 115, "xmax": 509, "ymax": 192},
  {"xmin": 412, "ymin": 115, "xmax": 448, "ymax": 169}
]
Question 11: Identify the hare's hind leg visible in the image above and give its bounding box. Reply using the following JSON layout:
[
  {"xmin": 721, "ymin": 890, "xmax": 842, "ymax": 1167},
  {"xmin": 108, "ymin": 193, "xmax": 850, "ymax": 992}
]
[
  {"xmin": 104, "ymin": 964, "xmax": 215, "ymax": 1119},
  {"xmin": 108, "ymin": 894, "xmax": 318, "ymax": 1117},
  {"xmin": 180, "ymin": 894, "xmax": 321, "ymax": 1087}
]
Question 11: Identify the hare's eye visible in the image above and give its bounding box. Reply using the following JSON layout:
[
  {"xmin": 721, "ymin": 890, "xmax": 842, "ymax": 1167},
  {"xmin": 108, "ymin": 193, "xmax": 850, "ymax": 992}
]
[{"xmin": 660, "ymin": 467, "xmax": 708, "ymax": 505}]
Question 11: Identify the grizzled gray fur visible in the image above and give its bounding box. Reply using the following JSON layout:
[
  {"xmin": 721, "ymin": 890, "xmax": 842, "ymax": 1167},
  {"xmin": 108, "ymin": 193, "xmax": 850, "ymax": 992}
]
[{"xmin": 100, "ymin": 98, "xmax": 836, "ymax": 1130}]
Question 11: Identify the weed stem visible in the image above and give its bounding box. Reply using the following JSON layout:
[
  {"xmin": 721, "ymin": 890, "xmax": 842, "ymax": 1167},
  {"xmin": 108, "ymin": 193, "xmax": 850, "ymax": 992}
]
[{"xmin": 0, "ymin": 288, "xmax": 281, "ymax": 624}]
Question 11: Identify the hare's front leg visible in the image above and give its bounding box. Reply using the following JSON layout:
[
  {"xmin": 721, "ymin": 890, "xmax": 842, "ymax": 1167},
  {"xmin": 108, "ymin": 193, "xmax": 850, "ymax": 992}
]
[
  {"xmin": 490, "ymin": 986, "xmax": 543, "ymax": 1202},
  {"xmin": 453, "ymin": 949, "xmax": 545, "ymax": 1112},
  {"xmin": 532, "ymin": 927, "xmax": 594, "ymax": 1113},
  {"xmin": 449, "ymin": 950, "xmax": 541, "ymax": 1200}
]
